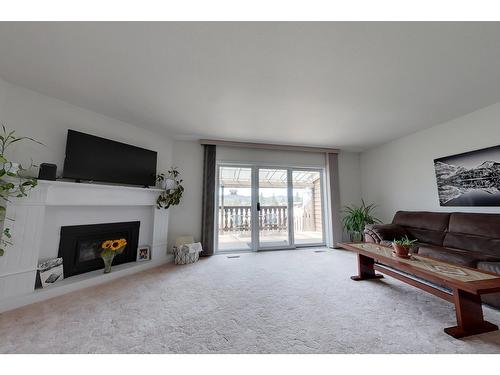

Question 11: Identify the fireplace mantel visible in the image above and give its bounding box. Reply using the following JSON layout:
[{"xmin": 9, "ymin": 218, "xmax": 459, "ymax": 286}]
[
  {"xmin": 0, "ymin": 180, "xmax": 171, "ymax": 313},
  {"xmin": 18, "ymin": 180, "xmax": 164, "ymax": 206}
]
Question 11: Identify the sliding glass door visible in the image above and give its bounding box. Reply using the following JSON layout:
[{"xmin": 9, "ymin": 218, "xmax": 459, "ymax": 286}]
[
  {"xmin": 216, "ymin": 165, "xmax": 325, "ymax": 252},
  {"xmin": 257, "ymin": 168, "xmax": 291, "ymax": 249},
  {"xmin": 292, "ymin": 170, "xmax": 324, "ymax": 245},
  {"xmin": 217, "ymin": 166, "xmax": 253, "ymax": 251}
]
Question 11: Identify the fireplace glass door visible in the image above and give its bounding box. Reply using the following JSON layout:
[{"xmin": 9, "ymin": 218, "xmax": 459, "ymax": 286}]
[{"xmin": 58, "ymin": 221, "xmax": 140, "ymax": 277}]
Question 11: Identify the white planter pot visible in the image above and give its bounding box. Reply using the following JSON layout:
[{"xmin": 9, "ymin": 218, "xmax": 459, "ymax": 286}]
[
  {"xmin": 1, "ymin": 162, "xmax": 21, "ymax": 183},
  {"xmin": 164, "ymin": 178, "xmax": 176, "ymax": 190},
  {"xmin": 1, "ymin": 162, "xmax": 20, "ymax": 175}
]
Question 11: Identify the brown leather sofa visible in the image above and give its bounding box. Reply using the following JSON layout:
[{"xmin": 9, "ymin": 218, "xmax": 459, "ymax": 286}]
[{"xmin": 364, "ymin": 211, "xmax": 500, "ymax": 309}]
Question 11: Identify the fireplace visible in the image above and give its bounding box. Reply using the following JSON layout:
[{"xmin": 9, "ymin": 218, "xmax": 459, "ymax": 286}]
[{"xmin": 58, "ymin": 221, "xmax": 140, "ymax": 278}]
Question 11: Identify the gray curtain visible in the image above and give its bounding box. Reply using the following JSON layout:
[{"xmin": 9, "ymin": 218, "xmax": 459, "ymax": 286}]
[
  {"xmin": 201, "ymin": 145, "xmax": 216, "ymax": 256},
  {"xmin": 326, "ymin": 152, "xmax": 343, "ymax": 248}
]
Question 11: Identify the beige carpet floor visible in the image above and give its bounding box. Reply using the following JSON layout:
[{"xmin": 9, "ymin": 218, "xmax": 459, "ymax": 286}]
[{"xmin": 1, "ymin": 248, "xmax": 500, "ymax": 353}]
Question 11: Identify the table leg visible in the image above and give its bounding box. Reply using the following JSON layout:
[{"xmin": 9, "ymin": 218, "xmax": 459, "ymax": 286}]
[
  {"xmin": 444, "ymin": 288, "xmax": 498, "ymax": 338},
  {"xmin": 351, "ymin": 254, "xmax": 384, "ymax": 281}
]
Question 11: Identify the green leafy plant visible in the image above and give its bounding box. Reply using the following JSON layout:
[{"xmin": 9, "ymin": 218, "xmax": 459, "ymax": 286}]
[
  {"xmin": 342, "ymin": 200, "xmax": 381, "ymax": 241},
  {"xmin": 0, "ymin": 124, "xmax": 43, "ymax": 256},
  {"xmin": 156, "ymin": 167, "xmax": 184, "ymax": 209},
  {"xmin": 392, "ymin": 235, "xmax": 417, "ymax": 249}
]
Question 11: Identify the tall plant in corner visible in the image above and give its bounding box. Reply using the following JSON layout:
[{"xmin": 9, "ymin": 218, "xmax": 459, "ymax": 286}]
[
  {"xmin": 342, "ymin": 200, "xmax": 381, "ymax": 242},
  {"xmin": 0, "ymin": 124, "xmax": 43, "ymax": 256}
]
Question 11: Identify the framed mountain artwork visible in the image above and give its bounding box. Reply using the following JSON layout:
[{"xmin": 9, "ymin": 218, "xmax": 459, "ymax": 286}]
[{"xmin": 434, "ymin": 145, "xmax": 500, "ymax": 206}]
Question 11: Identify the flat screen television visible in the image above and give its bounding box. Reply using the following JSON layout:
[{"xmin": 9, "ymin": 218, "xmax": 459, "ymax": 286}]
[{"xmin": 63, "ymin": 130, "xmax": 157, "ymax": 187}]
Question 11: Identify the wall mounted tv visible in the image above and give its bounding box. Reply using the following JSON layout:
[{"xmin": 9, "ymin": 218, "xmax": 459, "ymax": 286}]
[{"xmin": 63, "ymin": 130, "xmax": 157, "ymax": 187}]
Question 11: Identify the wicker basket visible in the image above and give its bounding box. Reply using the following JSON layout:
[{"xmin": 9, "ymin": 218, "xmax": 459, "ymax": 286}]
[
  {"xmin": 173, "ymin": 247, "xmax": 200, "ymax": 265},
  {"xmin": 173, "ymin": 241, "xmax": 203, "ymax": 265}
]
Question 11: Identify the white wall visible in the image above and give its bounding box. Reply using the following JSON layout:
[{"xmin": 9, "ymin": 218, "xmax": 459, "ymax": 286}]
[
  {"xmin": 0, "ymin": 77, "xmax": 174, "ymax": 252},
  {"xmin": 338, "ymin": 151, "xmax": 362, "ymax": 212},
  {"xmin": 0, "ymin": 77, "xmax": 175, "ymax": 310},
  {"xmin": 361, "ymin": 101, "xmax": 500, "ymax": 223},
  {"xmin": 0, "ymin": 77, "xmax": 173, "ymax": 177},
  {"xmin": 167, "ymin": 140, "xmax": 204, "ymax": 250},
  {"xmin": 0, "ymin": 76, "xmax": 361, "ymax": 252},
  {"xmin": 168, "ymin": 141, "xmax": 362, "ymax": 248}
]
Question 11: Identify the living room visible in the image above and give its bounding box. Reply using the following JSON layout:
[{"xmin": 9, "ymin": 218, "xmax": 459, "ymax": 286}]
[{"xmin": 1, "ymin": 1, "xmax": 500, "ymax": 373}]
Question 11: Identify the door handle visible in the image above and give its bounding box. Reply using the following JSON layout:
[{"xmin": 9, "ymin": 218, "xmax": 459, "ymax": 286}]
[{"xmin": 257, "ymin": 202, "xmax": 261, "ymax": 211}]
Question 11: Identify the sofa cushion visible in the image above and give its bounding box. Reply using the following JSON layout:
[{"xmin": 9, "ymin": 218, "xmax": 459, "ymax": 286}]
[
  {"xmin": 477, "ymin": 261, "xmax": 500, "ymax": 275},
  {"xmin": 443, "ymin": 212, "xmax": 500, "ymax": 258},
  {"xmin": 364, "ymin": 224, "xmax": 408, "ymax": 242},
  {"xmin": 416, "ymin": 244, "xmax": 479, "ymax": 267},
  {"xmin": 392, "ymin": 211, "xmax": 450, "ymax": 246}
]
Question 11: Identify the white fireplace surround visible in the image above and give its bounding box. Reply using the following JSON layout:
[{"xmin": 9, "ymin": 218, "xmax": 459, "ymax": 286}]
[{"xmin": 0, "ymin": 180, "xmax": 171, "ymax": 313}]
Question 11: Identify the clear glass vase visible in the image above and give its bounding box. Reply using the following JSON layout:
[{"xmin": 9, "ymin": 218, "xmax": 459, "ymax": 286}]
[{"xmin": 101, "ymin": 252, "xmax": 116, "ymax": 273}]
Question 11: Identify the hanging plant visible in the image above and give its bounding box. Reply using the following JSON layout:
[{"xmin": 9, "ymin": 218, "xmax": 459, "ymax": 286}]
[
  {"xmin": 0, "ymin": 124, "xmax": 43, "ymax": 256},
  {"xmin": 156, "ymin": 167, "xmax": 184, "ymax": 209}
]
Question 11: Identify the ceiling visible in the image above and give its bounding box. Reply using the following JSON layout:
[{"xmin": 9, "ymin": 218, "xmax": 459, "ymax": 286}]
[{"xmin": 1, "ymin": 22, "xmax": 500, "ymax": 151}]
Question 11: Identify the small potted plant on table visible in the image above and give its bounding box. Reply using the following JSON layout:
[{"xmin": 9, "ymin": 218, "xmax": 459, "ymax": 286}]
[{"xmin": 392, "ymin": 235, "xmax": 417, "ymax": 259}]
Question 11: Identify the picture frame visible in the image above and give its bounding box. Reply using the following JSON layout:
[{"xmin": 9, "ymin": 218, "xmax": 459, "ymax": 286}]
[
  {"xmin": 36, "ymin": 257, "xmax": 64, "ymax": 289},
  {"xmin": 434, "ymin": 144, "xmax": 500, "ymax": 206},
  {"xmin": 137, "ymin": 245, "xmax": 151, "ymax": 262}
]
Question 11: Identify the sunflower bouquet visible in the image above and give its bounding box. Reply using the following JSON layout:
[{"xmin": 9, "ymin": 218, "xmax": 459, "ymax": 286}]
[{"xmin": 100, "ymin": 238, "xmax": 127, "ymax": 273}]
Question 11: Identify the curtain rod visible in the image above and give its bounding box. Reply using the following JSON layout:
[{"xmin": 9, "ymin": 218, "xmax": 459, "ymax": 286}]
[{"xmin": 199, "ymin": 139, "xmax": 338, "ymax": 154}]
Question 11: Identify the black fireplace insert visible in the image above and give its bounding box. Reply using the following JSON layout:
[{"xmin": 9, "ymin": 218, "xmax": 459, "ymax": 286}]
[{"xmin": 58, "ymin": 221, "xmax": 140, "ymax": 278}]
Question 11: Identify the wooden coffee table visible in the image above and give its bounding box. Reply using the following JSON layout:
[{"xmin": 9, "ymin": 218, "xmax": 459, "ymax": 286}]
[{"xmin": 339, "ymin": 242, "xmax": 500, "ymax": 338}]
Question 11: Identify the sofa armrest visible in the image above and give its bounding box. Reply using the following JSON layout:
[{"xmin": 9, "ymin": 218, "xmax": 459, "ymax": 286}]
[{"xmin": 363, "ymin": 224, "xmax": 408, "ymax": 243}]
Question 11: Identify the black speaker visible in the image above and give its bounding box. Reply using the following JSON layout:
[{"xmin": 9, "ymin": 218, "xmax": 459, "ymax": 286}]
[{"xmin": 38, "ymin": 163, "xmax": 57, "ymax": 181}]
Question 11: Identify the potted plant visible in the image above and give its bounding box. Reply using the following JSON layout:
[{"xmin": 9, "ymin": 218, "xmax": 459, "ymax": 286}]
[
  {"xmin": 392, "ymin": 235, "xmax": 417, "ymax": 258},
  {"xmin": 0, "ymin": 124, "xmax": 43, "ymax": 256},
  {"xmin": 342, "ymin": 200, "xmax": 381, "ymax": 242},
  {"xmin": 156, "ymin": 167, "xmax": 184, "ymax": 209}
]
